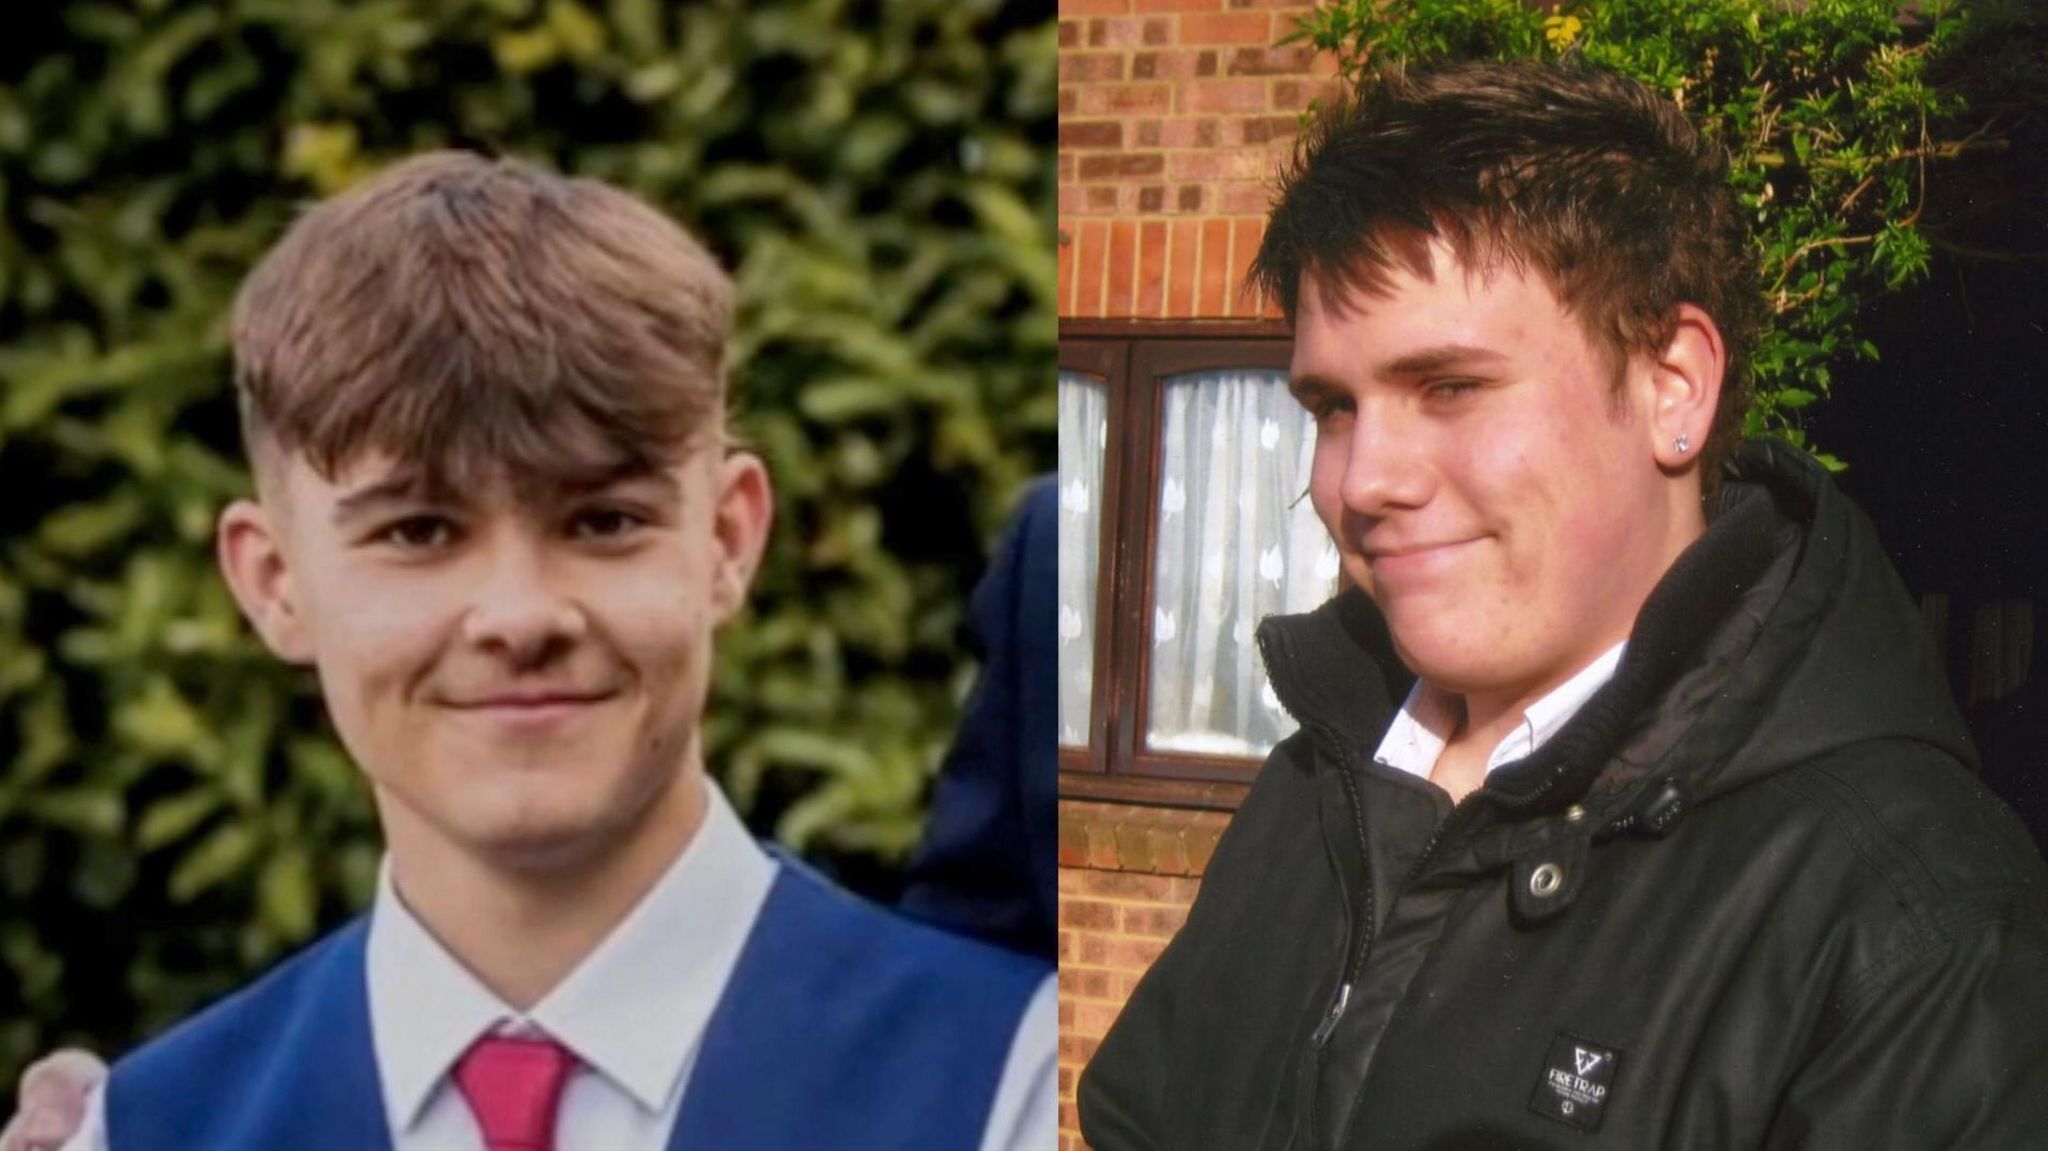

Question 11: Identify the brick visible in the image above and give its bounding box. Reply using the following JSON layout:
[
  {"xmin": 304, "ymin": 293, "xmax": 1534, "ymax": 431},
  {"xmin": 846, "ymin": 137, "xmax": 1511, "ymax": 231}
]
[
  {"xmin": 1059, "ymin": 0, "xmax": 1130, "ymax": 14},
  {"xmin": 1240, "ymin": 113, "xmax": 1300, "ymax": 145},
  {"xmin": 1058, "ymin": 866, "xmax": 1088, "ymax": 895},
  {"xmin": 1057, "ymin": 185, "xmax": 1088, "ymax": 216},
  {"xmin": 1085, "ymin": 185, "xmax": 1120, "ymax": 211},
  {"xmin": 1059, "ymin": 998, "xmax": 1075, "ymax": 1028},
  {"xmin": 1135, "ymin": 119, "xmax": 1161, "ymax": 147},
  {"xmin": 1154, "ymin": 117, "xmax": 1218, "ymax": 148},
  {"xmin": 1146, "ymin": 822, "xmax": 1191, "ymax": 874},
  {"xmin": 1060, "ymin": 119, "xmax": 1123, "ymax": 150},
  {"xmin": 1074, "ymin": 82, "xmax": 1171, "ymax": 116},
  {"xmin": 1061, "ymin": 897, "xmax": 1118, "ymax": 930},
  {"xmin": 1185, "ymin": 822, "xmax": 1223, "ymax": 874},
  {"xmin": 1057, "ymin": 227, "xmax": 1075, "ymax": 317},
  {"xmin": 1137, "ymin": 185, "xmax": 1165, "ymax": 212},
  {"xmin": 1181, "ymin": 10, "xmax": 1273, "ymax": 44},
  {"xmin": 1057, "ymin": 153, "xmax": 1075, "ymax": 181},
  {"xmin": 1168, "ymin": 149, "xmax": 1268, "ymax": 181},
  {"xmin": 1085, "ymin": 814, "xmax": 1120, "ymax": 866},
  {"xmin": 1088, "ymin": 16, "xmax": 1171, "ymax": 46},
  {"xmin": 1059, "ymin": 928, "xmax": 1075, "ymax": 962},
  {"xmin": 1059, "ymin": 52, "xmax": 1127, "ymax": 83},
  {"xmin": 1186, "ymin": 78, "xmax": 1269, "ymax": 114},
  {"xmin": 1230, "ymin": 217, "xmax": 1264, "ymax": 316},
  {"xmin": 1134, "ymin": 0, "xmax": 1222, "ymax": 10},
  {"xmin": 1123, "ymin": 903, "xmax": 1191, "ymax": 938},
  {"xmin": 1219, "ymin": 181, "xmax": 1272, "ymax": 215},
  {"xmin": 1059, "ymin": 1065, "xmax": 1074, "ymax": 1097},
  {"xmin": 1059, "ymin": 89, "xmax": 1076, "ymax": 116},
  {"xmin": 1074, "ymin": 1000, "xmax": 1126, "ymax": 1037},
  {"xmin": 1062, "ymin": 966, "xmax": 1118, "ymax": 1000},
  {"xmin": 1175, "ymin": 184, "xmax": 1203, "ymax": 213},
  {"xmin": 1167, "ymin": 218, "xmax": 1199, "ymax": 315},
  {"xmin": 1103, "ymin": 935, "xmax": 1169, "ymax": 971},
  {"xmin": 1137, "ymin": 220, "xmax": 1168, "ymax": 315},
  {"xmin": 1076, "ymin": 868, "xmax": 1180, "ymax": 901},
  {"xmin": 1058, "ymin": 1032, "xmax": 1100, "ymax": 1065},
  {"xmin": 1058, "ymin": 21, "xmax": 1081, "ymax": 48},
  {"xmin": 1227, "ymin": 44, "xmax": 1317, "ymax": 75},
  {"xmin": 1110, "ymin": 817, "xmax": 1154, "ymax": 869},
  {"xmin": 1106, "ymin": 219, "xmax": 1139, "ymax": 316},
  {"xmin": 1131, "ymin": 49, "xmax": 1217, "ymax": 81},
  {"xmin": 1075, "ymin": 218, "xmax": 1108, "ymax": 316},
  {"xmin": 1198, "ymin": 217, "xmax": 1231, "ymax": 315},
  {"xmin": 1078, "ymin": 152, "xmax": 1164, "ymax": 180}
]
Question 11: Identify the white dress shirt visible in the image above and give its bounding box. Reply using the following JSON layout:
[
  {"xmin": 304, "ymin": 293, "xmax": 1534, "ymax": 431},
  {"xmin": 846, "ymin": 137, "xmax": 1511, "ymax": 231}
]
[
  {"xmin": 66, "ymin": 779, "xmax": 1056, "ymax": 1151},
  {"xmin": 1374, "ymin": 642, "xmax": 1628, "ymax": 781}
]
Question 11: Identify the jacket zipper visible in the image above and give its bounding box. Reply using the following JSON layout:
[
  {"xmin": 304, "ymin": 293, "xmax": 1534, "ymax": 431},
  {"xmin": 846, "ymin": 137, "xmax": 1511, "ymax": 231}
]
[{"xmin": 1311, "ymin": 727, "xmax": 1375, "ymax": 1050}]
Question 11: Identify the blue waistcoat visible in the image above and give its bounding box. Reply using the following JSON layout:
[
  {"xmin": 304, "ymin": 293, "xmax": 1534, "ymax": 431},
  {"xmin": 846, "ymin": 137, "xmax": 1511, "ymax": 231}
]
[{"xmin": 106, "ymin": 859, "xmax": 1048, "ymax": 1150}]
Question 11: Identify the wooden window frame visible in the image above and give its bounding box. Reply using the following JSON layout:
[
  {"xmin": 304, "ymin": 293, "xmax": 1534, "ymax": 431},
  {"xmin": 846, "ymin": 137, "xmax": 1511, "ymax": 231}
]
[{"xmin": 1059, "ymin": 319, "xmax": 1296, "ymax": 811}]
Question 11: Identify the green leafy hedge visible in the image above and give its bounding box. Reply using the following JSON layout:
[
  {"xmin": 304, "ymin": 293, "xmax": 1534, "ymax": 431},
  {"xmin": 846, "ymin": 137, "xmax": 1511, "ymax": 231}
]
[
  {"xmin": 0, "ymin": 0, "xmax": 1052, "ymax": 1081},
  {"xmin": 1292, "ymin": 0, "xmax": 2028, "ymax": 467}
]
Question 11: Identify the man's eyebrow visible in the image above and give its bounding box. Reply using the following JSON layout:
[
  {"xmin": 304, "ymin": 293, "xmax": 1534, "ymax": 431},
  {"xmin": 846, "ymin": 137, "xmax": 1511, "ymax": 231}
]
[
  {"xmin": 1288, "ymin": 373, "xmax": 1346, "ymax": 405},
  {"xmin": 1375, "ymin": 344, "xmax": 1508, "ymax": 379}
]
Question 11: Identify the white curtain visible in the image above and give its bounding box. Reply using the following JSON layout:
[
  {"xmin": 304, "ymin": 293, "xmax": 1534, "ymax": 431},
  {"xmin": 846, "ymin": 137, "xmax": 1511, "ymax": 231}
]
[
  {"xmin": 1057, "ymin": 371, "xmax": 1108, "ymax": 748},
  {"xmin": 1147, "ymin": 369, "xmax": 1337, "ymax": 757}
]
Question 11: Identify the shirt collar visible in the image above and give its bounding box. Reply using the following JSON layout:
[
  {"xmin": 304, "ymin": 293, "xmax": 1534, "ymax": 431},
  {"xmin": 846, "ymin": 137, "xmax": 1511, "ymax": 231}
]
[
  {"xmin": 1374, "ymin": 642, "xmax": 1627, "ymax": 780},
  {"xmin": 366, "ymin": 777, "xmax": 777, "ymax": 1130}
]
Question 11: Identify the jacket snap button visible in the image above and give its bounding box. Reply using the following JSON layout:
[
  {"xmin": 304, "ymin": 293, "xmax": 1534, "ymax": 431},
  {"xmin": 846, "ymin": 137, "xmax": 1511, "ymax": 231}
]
[
  {"xmin": 1564, "ymin": 804, "xmax": 1587, "ymax": 823},
  {"xmin": 1529, "ymin": 863, "xmax": 1564, "ymax": 898}
]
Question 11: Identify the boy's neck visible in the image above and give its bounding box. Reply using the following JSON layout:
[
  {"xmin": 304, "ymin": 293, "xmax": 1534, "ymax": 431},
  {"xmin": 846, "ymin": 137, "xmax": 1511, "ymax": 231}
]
[{"xmin": 377, "ymin": 764, "xmax": 709, "ymax": 1011}]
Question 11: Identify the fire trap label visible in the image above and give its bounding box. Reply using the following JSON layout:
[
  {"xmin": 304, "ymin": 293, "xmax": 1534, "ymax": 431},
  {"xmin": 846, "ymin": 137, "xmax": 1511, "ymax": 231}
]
[{"xmin": 1529, "ymin": 1033, "xmax": 1621, "ymax": 1132}]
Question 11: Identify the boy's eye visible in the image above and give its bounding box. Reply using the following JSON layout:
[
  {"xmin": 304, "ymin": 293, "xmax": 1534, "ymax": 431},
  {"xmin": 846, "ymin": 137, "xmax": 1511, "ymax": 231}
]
[
  {"xmin": 378, "ymin": 515, "xmax": 458, "ymax": 550},
  {"xmin": 1424, "ymin": 379, "xmax": 1481, "ymax": 401},
  {"xmin": 570, "ymin": 507, "xmax": 647, "ymax": 540}
]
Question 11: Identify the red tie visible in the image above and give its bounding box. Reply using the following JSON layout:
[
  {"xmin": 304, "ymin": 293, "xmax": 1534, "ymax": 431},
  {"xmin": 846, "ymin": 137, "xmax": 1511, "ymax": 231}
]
[{"xmin": 453, "ymin": 1034, "xmax": 577, "ymax": 1151}]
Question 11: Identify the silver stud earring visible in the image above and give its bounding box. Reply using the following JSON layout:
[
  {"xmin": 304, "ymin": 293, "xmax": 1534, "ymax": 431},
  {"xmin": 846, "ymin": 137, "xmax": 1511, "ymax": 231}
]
[{"xmin": 1673, "ymin": 434, "xmax": 1691, "ymax": 455}]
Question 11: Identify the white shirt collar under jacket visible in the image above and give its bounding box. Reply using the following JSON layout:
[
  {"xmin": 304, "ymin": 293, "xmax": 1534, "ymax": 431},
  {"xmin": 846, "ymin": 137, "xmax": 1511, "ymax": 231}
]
[
  {"xmin": 1374, "ymin": 642, "xmax": 1627, "ymax": 782},
  {"xmin": 366, "ymin": 776, "xmax": 776, "ymax": 1135}
]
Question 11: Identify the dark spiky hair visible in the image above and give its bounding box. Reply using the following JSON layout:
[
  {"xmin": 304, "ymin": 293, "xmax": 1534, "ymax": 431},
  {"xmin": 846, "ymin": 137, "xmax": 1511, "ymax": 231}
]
[{"xmin": 1251, "ymin": 60, "xmax": 1759, "ymax": 490}]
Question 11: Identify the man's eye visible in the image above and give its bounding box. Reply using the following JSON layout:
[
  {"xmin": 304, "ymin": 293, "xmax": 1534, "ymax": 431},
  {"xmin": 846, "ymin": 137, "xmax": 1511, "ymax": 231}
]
[
  {"xmin": 379, "ymin": 516, "xmax": 457, "ymax": 550},
  {"xmin": 1309, "ymin": 396, "xmax": 1354, "ymax": 424},
  {"xmin": 570, "ymin": 507, "xmax": 647, "ymax": 540},
  {"xmin": 1424, "ymin": 379, "xmax": 1481, "ymax": 401}
]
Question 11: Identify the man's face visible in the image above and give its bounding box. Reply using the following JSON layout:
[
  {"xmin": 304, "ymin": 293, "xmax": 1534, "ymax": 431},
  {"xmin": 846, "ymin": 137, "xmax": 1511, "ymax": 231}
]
[
  {"xmin": 219, "ymin": 446, "xmax": 770, "ymax": 873},
  {"xmin": 1292, "ymin": 242, "xmax": 1708, "ymax": 709}
]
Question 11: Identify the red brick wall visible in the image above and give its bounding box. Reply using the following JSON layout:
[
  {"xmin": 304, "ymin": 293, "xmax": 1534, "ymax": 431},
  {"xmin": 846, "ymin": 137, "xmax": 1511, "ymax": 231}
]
[
  {"xmin": 1055, "ymin": 801, "xmax": 1233, "ymax": 1151},
  {"xmin": 1057, "ymin": 0, "xmax": 1339, "ymax": 320}
]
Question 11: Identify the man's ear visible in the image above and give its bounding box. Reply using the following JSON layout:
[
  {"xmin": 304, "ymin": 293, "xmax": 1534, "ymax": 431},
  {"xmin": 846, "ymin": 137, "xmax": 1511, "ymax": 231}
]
[
  {"xmin": 1646, "ymin": 303, "xmax": 1727, "ymax": 470},
  {"xmin": 709, "ymin": 452, "xmax": 774, "ymax": 624},
  {"xmin": 217, "ymin": 498, "xmax": 315, "ymax": 665}
]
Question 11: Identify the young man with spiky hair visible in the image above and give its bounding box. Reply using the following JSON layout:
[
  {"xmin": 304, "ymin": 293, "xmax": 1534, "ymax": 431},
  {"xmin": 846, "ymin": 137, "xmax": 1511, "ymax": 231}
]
[
  {"xmin": 1080, "ymin": 61, "xmax": 2048, "ymax": 1149},
  {"xmin": 30, "ymin": 152, "xmax": 1052, "ymax": 1151}
]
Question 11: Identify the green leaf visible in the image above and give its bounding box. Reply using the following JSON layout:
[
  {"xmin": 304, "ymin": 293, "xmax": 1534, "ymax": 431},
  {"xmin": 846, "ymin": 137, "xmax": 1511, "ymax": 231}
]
[{"xmin": 168, "ymin": 823, "xmax": 258, "ymax": 903}]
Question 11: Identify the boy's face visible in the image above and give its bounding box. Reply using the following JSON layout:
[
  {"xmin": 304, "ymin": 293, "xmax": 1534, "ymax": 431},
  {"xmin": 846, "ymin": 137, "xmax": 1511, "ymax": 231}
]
[
  {"xmin": 217, "ymin": 444, "xmax": 771, "ymax": 872},
  {"xmin": 1290, "ymin": 239, "xmax": 1719, "ymax": 710}
]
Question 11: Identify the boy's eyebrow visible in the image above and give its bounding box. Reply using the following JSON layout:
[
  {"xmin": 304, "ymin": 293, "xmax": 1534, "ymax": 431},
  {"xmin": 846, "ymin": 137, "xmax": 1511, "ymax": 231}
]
[
  {"xmin": 331, "ymin": 474, "xmax": 440, "ymax": 526},
  {"xmin": 1288, "ymin": 345, "xmax": 1509, "ymax": 405},
  {"xmin": 1375, "ymin": 344, "xmax": 1507, "ymax": 379}
]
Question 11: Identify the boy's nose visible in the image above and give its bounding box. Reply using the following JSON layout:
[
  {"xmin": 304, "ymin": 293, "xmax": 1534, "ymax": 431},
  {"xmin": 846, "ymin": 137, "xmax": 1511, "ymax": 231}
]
[{"xmin": 460, "ymin": 543, "xmax": 587, "ymax": 665}]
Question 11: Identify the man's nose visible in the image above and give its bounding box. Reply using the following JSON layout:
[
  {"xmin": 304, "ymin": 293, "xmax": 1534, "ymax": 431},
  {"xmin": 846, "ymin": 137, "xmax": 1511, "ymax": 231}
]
[
  {"xmin": 460, "ymin": 537, "xmax": 587, "ymax": 666},
  {"xmin": 1337, "ymin": 403, "xmax": 1433, "ymax": 516}
]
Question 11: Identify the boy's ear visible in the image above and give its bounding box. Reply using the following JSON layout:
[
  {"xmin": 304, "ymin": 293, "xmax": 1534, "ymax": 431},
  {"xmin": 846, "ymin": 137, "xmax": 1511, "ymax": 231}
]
[
  {"xmin": 217, "ymin": 498, "xmax": 315, "ymax": 665},
  {"xmin": 1646, "ymin": 302, "xmax": 1726, "ymax": 471},
  {"xmin": 710, "ymin": 452, "xmax": 774, "ymax": 624}
]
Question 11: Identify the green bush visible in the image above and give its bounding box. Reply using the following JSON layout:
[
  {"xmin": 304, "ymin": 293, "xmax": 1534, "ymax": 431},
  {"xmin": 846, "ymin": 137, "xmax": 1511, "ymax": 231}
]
[
  {"xmin": 1291, "ymin": 0, "xmax": 2030, "ymax": 467},
  {"xmin": 0, "ymin": 0, "xmax": 1053, "ymax": 1081}
]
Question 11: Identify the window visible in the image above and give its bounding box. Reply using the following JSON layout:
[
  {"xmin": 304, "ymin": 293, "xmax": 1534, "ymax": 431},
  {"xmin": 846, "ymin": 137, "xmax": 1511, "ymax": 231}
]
[{"xmin": 1058, "ymin": 324, "xmax": 1340, "ymax": 809}]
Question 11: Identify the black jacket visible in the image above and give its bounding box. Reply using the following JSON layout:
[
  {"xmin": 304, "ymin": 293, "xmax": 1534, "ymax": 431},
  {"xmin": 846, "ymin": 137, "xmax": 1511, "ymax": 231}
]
[{"xmin": 1079, "ymin": 442, "xmax": 2048, "ymax": 1150}]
